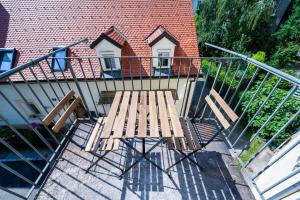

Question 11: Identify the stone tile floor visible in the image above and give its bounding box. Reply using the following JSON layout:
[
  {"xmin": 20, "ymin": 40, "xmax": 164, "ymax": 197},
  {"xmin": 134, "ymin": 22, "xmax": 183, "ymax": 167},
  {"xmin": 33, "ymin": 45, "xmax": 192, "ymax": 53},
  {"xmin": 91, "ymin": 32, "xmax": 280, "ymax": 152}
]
[{"xmin": 37, "ymin": 121, "xmax": 254, "ymax": 200}]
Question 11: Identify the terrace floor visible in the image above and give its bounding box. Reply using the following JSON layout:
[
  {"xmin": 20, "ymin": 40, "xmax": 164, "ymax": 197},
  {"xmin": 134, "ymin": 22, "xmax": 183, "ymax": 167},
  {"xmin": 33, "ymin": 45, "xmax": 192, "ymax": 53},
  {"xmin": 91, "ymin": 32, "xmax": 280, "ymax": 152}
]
[{"xmin": 37, "ymin": 121, "xmax": 255, "ymax": 200}]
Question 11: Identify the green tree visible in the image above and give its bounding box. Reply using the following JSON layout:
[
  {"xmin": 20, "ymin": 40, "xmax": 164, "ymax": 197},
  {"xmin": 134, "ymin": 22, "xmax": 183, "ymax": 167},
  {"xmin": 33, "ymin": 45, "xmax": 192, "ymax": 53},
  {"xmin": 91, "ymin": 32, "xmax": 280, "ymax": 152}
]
[
  {"xmin": 195, "ymin": 0, "xmax": 275, "ymax": 55},
  {"xmin": 268, "ymin": 1, "xmax": 300, "ymax": 68}
]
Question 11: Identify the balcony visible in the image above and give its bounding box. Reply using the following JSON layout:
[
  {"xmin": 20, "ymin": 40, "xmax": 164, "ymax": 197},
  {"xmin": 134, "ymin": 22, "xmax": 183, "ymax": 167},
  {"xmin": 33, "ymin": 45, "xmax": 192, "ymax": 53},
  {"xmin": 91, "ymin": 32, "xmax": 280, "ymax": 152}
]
[{"xmin": 0, "ymin": 39, "xmax": 299, "ymax": 200}]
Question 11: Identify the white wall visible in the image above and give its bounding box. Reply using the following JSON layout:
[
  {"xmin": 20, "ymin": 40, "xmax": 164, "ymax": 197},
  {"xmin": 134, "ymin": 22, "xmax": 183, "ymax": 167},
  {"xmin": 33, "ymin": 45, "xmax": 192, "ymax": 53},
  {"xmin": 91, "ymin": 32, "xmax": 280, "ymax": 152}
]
[
  {"xmin": 94, "ymin": 39, "xmax": 121, "ymax": 70},
  {"xmin": 255, "ymin": 132, "xmax": 300, "ymax": 200},
  {"xmin": 0, "ymin": 78, "xmax": 194, "ymax": 126},
  {"xmin": 151, "ymin": 37, "xmax": 176, "ymax": 67}
]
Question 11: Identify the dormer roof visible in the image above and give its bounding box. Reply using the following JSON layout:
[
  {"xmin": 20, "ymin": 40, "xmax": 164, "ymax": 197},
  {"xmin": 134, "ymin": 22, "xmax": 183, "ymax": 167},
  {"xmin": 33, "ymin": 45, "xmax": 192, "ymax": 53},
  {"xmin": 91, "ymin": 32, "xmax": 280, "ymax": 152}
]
[
  {"xmin": 145, "ymin": 25, "xmax": 179, "ymax": 47},
  {"xmin": 90, "ymin": 26, "xmax": 127, "ymax": 49}
]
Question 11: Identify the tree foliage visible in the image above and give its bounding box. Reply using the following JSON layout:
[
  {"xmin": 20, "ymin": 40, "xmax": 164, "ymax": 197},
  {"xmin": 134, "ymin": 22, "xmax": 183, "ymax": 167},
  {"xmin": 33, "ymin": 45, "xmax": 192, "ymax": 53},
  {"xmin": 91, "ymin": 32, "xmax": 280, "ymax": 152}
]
[
  {"xmin": 195, "ymin": 0, "xmax": 275, "ymax": 55},
  {"xmin": 268, "ymin": 1, "xmax": 300, "ymax": 68}
]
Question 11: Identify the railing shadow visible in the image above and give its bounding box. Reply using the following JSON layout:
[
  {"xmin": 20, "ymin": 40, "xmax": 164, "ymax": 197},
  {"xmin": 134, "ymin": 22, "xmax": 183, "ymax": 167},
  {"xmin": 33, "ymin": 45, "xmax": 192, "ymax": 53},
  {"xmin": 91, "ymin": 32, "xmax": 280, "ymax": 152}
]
[{"xmin": 172, "ymin": 151, "xmax": 243, "ymax": 200}]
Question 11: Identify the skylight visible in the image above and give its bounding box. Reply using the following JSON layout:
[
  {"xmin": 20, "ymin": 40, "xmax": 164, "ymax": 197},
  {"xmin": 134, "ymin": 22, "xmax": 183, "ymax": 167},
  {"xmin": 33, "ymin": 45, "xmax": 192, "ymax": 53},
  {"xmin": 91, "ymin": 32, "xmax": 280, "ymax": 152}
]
[
  {"xmin": 0, "ymin": 48, "xmax": 15, "ymax": 73},
  {"xmin": 51, "ymin": 47, "xmax": 68, "ymax": 71}
]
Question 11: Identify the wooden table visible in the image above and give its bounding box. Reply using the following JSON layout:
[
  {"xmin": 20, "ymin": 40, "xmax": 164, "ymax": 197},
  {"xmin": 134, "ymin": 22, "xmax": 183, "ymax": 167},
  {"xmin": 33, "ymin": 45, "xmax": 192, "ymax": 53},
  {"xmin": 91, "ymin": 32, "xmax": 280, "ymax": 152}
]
[{"xmin": 99, "ymin": 90, "xmax": 185, "ymax": 177}]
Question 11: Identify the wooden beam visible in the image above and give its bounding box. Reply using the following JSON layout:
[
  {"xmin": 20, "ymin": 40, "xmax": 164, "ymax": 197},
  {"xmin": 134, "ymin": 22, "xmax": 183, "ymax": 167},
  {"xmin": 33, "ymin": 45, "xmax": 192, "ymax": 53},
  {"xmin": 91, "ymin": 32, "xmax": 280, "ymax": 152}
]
[
  {"xmin": 85, "ymin": 117, "xmax": 104, "ymax": 152},
  {"xmin": 149, "ymin": 91, "xmax": 159, "ymax": 138},
  {"xmin": 43, "ymin": 90, "xmax": 75, "ymax": 125},
  {"xmin": 113, "ymin": 91, "xmax": 130, "ymax": 138},
  {"xmin": 137, "ymin": 91, "xmax": 147, "ymax": 138},
  {"xmin": 100, "ymin": 92, "xmax": 122, "ymax": 139},
  {"xmin": 210, "ymin": 89, "xmax": 238, "ymax": 122},
  {"xmin": 125, "ymin": 91, "xmax": 139, "ymax": 138},
  {"xmin": 157, "ymin": 91, "xmax": 171, "ymax": 138},
  {"xmin": 205, "ymin": 96, "xmax": 230, "ymax": 130},
  {"xmin": 165, "ymin": 91, "xmax": 184, "ymax": 138},
  {"xmin": 52, "ymin": 97, "xmax": 81, "ymax": 133}
]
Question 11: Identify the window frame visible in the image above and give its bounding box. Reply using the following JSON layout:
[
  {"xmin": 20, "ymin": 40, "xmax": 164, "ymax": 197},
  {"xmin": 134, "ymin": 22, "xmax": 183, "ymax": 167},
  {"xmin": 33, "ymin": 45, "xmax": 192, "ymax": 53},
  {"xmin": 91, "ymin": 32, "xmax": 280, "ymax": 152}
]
[
  {"xmin": 157, "ymin": 49, "xmax": 171, "ymax": 68},
  {"xmin": 51, "ymin": 47, "xmax": 68, "ymax": 72},
  {"xmin": 0, "ymin": 48, "xmax": 16, "ymax": 73},
  {"xmin": 99, "ymin": 51, "xmax": 120, "ymax": 71}
]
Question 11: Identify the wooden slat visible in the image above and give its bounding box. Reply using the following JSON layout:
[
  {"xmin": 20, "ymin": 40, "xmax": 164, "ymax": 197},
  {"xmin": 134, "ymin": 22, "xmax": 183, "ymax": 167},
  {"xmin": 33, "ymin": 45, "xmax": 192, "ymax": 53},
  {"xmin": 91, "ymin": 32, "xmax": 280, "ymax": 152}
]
[
  {"xmin": 210, "ymin": 89, "xmax": 238, "ymax": 122},
  {"xmin": 149, "ymin": 91, "xmax": 159, "ymax": 138},
  {"xmin": 186, "ymin": 119, "xmax": 202, "ymax": 150},
  {"xmin": 43, "ymin": 90, "xmax": 75, "ymax": 125},
  {"xmin": 105, "ymin": 138, "xmax": 114, "ymax": 150},
  {"xmin": 52, "ymin": 97, "xmax": 81, "ymax": 133},
  {"xmin": 112, "ymin": 139, "xmax": 120, "ymax": 150},
  {"xmin": 100, "ymin": 92, "xmax": 122, "ymax": 139},
  {"xmin": 138, "ymin": 91, "xmax": 147, "ymax": 138},
  {"xmin": 165, "ymin": 91, "xmax": 184, "ymax": 138},
  {"xmin": 113, "ymin": 91, "xmax": 130, "ymax": 138},
  {"xmin": 180, "ymin": 119, "xmax": 196, "ymax": 150},
  {"xmin": 125, "ymin": 91, "xmax": 139, "ymax": 138},
  {"xmin": 85, "ymin": 117, "xmax": 103, "ymax": 152},
  {"xmin": 157, "ymin": 91, "xmax": 171, "ymax": 138},
  {"xmin": 205, "ymin": 96, "xmax": 230, "ymax": 130},
  {"xmin": 92, "ymin": 118, "xmax": 107, "ymax": 151}
]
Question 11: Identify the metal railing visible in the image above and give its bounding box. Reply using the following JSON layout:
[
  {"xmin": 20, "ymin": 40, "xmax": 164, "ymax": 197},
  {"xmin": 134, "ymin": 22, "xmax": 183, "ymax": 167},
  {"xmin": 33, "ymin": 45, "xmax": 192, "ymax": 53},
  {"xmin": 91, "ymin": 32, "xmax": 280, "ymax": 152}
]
[{"xmin": 0, "ymin": 39, "xmax": 299, "ymax": 199}]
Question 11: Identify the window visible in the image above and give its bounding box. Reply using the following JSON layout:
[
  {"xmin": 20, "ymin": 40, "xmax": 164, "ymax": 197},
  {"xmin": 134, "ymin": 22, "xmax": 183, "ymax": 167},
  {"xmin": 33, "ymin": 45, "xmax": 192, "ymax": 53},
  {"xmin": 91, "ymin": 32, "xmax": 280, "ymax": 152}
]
[
  {"xmin": 103, "ymin": 55, "xmax": 117, "ymax": 70},
  {"xmin": 158, "ymin": 51, "xmax": 170, "ymax": 68},
  {"xmin": 99, "ymin": 51, "xmax": 120, "ymax": 71},
  {"xmin": 51, "ymin": 47, "xmax": 68, "ymax": 71},
  {"xmin": 28, "ymin": 103, "xmax": 41, "ymax": 115},
  {"xmin": 0, "ymin": 48, "xmax": 15, "ymax": 73}
]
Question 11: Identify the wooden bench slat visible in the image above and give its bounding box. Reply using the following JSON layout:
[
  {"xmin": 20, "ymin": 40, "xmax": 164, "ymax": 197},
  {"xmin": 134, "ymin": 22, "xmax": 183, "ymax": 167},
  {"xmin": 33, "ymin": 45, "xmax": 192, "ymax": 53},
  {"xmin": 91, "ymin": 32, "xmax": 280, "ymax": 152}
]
[
  {"xmin": 85, "ymin": 117, "xmax": 103, "ymax": 152},
  {"xmin": 52, "ymin": 97, "xmax": 81, "ymax": 133},
  {"xmin": 186, "ymin": 119, "xmax": 202, "ymax": 150},
  {"xmin": 157, "ymin": 91, "xmax": 171, "ymax": 138},
  {"xmin": 105, "ymin": 138, "xmax": 114, "ymax": 151},
  {"xmin": 112, "ymin": 139, "xmax": 120, "ymax": 150},
  {"xmin": 165, "ymin": 91, "xmax": 184, "ymax": 138},
  {"xmin": 149, "ymin": 91, "xmax": 159, "ymax": 138},
  {"xmin": 205, "ymin": 96, "xmax": 230, "ymax": 130},
  {"xmin": 43, "ymin": 90, "xmax": 75, "ymax": 125},
  {"xmin": 113, "ymin": 91, "xmax": 130, "ymax": 138},
  {"xmin": 92, "ymin": 118, "xmax": 108, "ymax": 151},
  {"xmin": 137, "ymin": 91, "xmax": 147, "ymax": 138},
  {"xmin": 125, "ymin": 91, "xmax": 139, "ymax": 138},
  {"xmin": 179, "ymin": 119, "xmax": 196, "ymax": 150},
  {"xmin": 100, "ymin": 92, "xmax": 122, "ymax": 139},
  {"xmin": 210, "ymin": 89, "xmax": 238, "ymax": 122}
]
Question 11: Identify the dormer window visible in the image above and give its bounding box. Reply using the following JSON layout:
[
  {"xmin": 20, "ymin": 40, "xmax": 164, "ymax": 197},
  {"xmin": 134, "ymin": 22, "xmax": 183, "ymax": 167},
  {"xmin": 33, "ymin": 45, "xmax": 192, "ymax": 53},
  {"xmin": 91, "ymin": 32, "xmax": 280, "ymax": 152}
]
[
  {"xmin": 102, "ymin": 53, "xmax": 118, "ymax": 70},
  {"xmin": 98, "ymin": 51, "xmax": 120, "ymax": 71},
  {"xmin": 0, "ymin": 48, "xmax": 16, "ymax": 73},
  {"xmin": 158, "ymin": 50, "xmax": 170, "ymax": 68},
  {"xmin": 90, "ymin": 26, "xmax": 127, "ymax": 76},
  {"xmin": 51, "ymin": 47, "xmax": 68, "ymax": 71},
  {"xmin": 145, "ymin": 26, "xmax": 179, "ymax": 74}
]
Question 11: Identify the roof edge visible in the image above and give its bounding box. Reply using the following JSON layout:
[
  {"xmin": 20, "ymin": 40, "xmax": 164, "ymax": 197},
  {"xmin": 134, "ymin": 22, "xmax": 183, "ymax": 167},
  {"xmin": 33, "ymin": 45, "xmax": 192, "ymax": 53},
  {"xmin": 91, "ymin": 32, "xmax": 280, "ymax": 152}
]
[
  {"xmin": 90, "ymin": 34, "xmax": 123, "ymax": 49},
  {"xmin": 148, "ymin": 31, "xmax": 179, "ymax": 47}
]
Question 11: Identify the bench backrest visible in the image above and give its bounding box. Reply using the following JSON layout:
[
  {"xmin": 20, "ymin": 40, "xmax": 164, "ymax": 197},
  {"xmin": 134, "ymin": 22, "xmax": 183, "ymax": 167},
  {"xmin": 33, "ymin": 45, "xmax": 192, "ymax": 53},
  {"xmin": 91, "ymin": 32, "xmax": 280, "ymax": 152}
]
[
  {"xmin": 43, "ymin": 90, "xmax": 86, "ymax": 133},
  {"xmin": 205, "ymin": 88, "xmax": 239, "ymax": 130}
]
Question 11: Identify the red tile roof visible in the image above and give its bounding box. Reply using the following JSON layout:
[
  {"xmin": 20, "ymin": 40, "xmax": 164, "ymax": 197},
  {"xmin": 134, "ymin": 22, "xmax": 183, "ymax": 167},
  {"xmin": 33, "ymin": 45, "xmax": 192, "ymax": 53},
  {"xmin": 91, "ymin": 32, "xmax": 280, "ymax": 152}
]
[
  {"xmin": 145, "ymin": 25, "xmax": 179, "ymax": 46},
  {"xmin": 0, "ymin": 0, "xmax": 200, "ymax": 81}
]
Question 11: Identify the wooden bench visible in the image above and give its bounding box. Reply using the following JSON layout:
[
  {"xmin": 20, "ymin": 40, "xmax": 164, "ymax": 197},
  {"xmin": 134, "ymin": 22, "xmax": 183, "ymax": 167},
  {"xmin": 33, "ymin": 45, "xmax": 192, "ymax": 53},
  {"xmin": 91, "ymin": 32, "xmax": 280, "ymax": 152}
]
[
  {"xmin": 42, "ymin": 90, "xmax": 87, "ymax": 133},
  {"xmin": 84, "ymin": 117, "xmax": 120, "ymax": 153},
  {"xmin": 166, "ymin": 88, "xmax": 238, "ymax": 171}
]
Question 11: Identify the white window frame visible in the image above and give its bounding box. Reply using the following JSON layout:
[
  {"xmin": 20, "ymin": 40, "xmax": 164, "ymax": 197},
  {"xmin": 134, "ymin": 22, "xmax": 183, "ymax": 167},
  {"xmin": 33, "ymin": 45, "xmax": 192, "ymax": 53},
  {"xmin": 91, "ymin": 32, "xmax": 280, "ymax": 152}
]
[
  {"xmin": 99, "ymin": 51, "xmax": 120, "ymax": 71},
  {"xmin": 157, "ymin": 49, "xmax": 171, "ymax": 68}
]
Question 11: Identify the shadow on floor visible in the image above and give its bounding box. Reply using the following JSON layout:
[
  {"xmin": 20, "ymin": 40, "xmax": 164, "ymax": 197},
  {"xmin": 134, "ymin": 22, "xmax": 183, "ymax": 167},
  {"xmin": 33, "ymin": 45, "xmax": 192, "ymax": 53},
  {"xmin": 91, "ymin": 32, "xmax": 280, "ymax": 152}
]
[{"xmin": 36, "ymin": 121, "xmax": 254, "ymax": 200}]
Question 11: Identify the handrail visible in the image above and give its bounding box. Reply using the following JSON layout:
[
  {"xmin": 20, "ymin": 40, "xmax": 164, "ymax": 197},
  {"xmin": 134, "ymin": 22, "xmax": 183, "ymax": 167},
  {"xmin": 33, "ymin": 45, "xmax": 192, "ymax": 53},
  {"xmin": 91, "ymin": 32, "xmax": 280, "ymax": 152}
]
[
  {"xmin": 0, "ymin": 38, "xmax": 88, "ymax": 80},
  {"xmin": 205, "ymin": 43, "xmax": 300, "ymax": 86}
]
